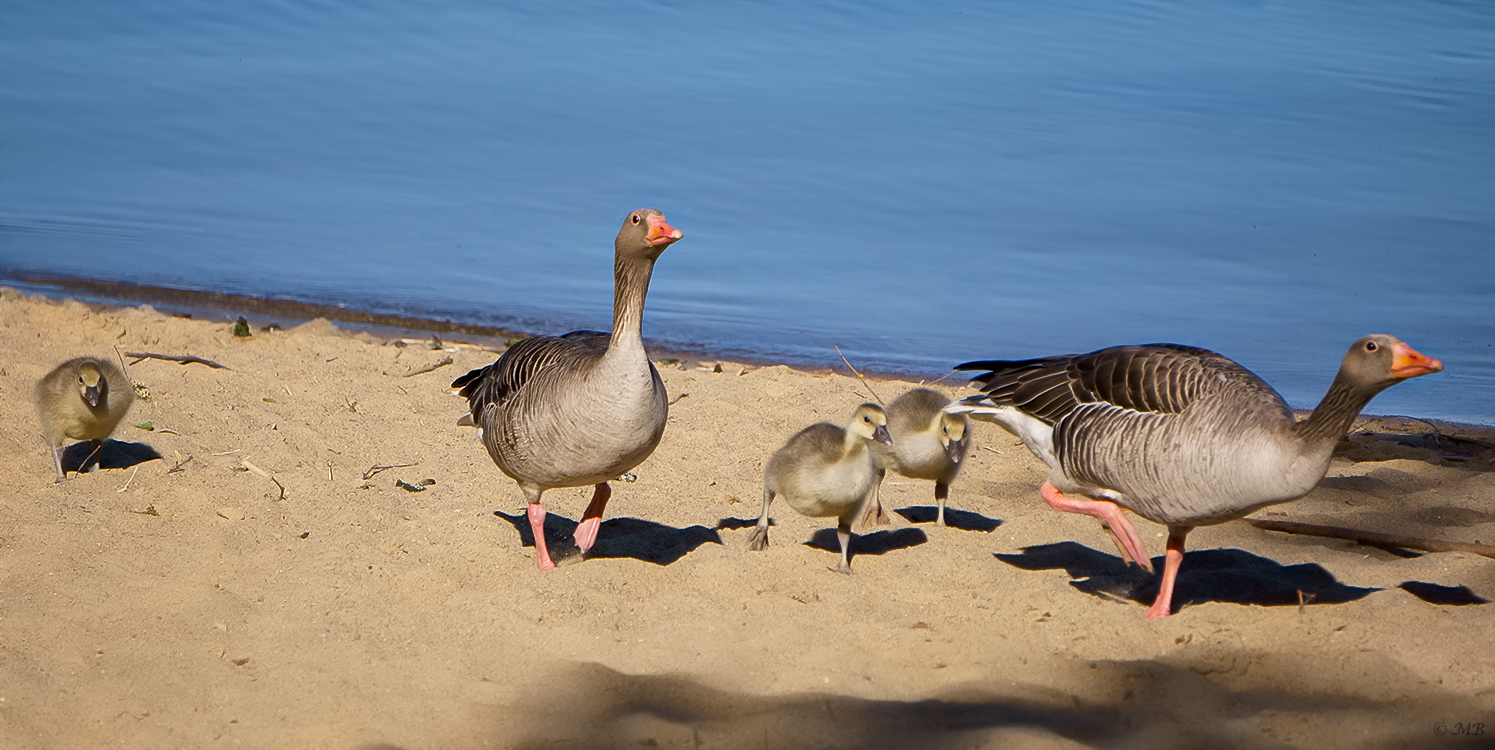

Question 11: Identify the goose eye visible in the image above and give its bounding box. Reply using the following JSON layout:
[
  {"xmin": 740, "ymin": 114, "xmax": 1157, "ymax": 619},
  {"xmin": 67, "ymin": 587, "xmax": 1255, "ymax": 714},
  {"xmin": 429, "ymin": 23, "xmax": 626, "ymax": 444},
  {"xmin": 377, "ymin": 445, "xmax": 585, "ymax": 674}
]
[
  {"xmin": 1365, "ymin": 341, "xmax": 1378, "ymax": 352},
  {"xmin": 631, "ymin": 214, "xmax": 641, "ymax": 225},
  {"xmin": 863, "ymin": 415, "xmax": 871, "ymax": 423}
]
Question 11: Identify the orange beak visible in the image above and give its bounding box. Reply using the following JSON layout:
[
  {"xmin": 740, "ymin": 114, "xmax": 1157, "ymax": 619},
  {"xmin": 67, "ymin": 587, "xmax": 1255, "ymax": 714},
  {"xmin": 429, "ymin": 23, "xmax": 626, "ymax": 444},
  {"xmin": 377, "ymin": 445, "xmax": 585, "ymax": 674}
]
[
  {"xmin": 1390, "ymin": 342, "xmax": 1443, "ymax": 378},
  {"xmin": 645, "ymin": 214, "xmax": 684, "ymax": 247}
]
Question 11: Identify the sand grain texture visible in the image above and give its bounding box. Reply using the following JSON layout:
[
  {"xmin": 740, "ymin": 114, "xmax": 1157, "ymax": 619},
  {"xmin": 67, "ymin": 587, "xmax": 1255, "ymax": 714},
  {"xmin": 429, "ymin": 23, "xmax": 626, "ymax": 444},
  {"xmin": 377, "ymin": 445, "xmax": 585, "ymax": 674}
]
[{"xmin": 1, "ymin": 289, "xmax": 1492, "ymax": 750}]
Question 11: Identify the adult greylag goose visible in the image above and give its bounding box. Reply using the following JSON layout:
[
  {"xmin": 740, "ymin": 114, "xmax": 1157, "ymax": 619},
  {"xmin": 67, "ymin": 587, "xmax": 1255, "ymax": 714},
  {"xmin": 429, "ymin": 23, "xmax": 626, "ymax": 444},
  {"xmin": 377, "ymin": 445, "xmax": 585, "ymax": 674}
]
[
  {"xmin": 35, "ymin": 356, "xmax": 134, "ymax": 482},
  {"xmin": 746, "ymin": 403, "xmax": 892, "ymax": 573},
  {"xmin": 948, "ymin": 334, "xmax": 1442, "ymax": 619},
  {"xmin": 452, "ymin": 208, "xmax": 683, "ymax": 570},
  {"xmin": 861, "ymin": 388, "xmax": 969, "ymax": 527}
]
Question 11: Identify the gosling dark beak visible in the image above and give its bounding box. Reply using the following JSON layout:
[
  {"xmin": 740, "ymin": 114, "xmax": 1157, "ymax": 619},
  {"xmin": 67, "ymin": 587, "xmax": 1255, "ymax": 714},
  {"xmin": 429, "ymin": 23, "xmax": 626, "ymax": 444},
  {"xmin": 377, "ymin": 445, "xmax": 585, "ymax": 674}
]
[
  {"xmin": 946, "ymin": 437, "xmax": 964, "ymax": 464},
  {"xmin": 84, "ymin": 385, "xmax": 101, "ymax": 408},
  {"xmin": 874, "ymin": 424, "xmax": 892, "ymax": 446}
]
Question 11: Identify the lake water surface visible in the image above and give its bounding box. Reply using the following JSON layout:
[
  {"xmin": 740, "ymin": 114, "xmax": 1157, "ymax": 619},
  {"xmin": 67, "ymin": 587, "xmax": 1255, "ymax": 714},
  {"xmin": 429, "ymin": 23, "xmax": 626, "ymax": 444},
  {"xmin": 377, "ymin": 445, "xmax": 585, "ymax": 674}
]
[{"xmin": 2, "ymin": 1, "xmax": 1492, "ymax": 423}]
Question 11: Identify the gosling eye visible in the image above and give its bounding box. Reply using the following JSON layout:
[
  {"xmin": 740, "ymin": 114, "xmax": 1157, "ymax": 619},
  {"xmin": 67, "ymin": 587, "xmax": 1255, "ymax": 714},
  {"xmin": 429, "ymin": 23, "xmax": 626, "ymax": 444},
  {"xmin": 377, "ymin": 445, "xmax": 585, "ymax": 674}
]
[
  {"xmin": 863, "ymin": 415, "xmax": 871, "ymax": 423},
  {"xmin": 1365, "ymin": 341, "xmax": 1378, "ymax": 352},
  {"xmin": 631, "ymin": 214, "xmax": 641, "ymax": 225}
]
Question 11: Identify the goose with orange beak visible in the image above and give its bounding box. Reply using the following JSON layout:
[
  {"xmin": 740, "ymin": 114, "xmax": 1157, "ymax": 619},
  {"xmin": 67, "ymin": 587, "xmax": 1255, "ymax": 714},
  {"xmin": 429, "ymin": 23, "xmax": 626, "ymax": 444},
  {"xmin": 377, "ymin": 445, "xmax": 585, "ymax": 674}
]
[{"xmin": 948, "ymin": 334, "xmax": 1442, "ymax": 619}]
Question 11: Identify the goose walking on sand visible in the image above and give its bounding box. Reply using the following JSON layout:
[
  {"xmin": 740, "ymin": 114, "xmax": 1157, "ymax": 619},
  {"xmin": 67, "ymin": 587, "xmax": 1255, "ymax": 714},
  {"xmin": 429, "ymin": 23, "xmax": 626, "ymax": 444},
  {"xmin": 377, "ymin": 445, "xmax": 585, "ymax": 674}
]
[
  {"xmin": 746, "ymin": 403, "xmax": 892, "ymax": 573},
  {"xmin": 452, "ymin": 209, "xmax": 683, "ymax": 570},
  {"xmin": 35, "ymin": 356, "xmax": 134, "ymax": 482},
  {"xmin": 861, "ymin": 388, "xmax": 969, "ymax": 528},
  {"xmin": 948, "ymin": 335, "xmax": 1442, "ymax": 619}
]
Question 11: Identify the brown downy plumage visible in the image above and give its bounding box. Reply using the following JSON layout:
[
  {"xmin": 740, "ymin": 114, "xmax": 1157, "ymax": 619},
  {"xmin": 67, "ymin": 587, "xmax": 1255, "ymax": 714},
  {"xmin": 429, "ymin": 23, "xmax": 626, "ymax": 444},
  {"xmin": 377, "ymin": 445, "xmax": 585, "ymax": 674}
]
[
  {"xmin": 35, "ymin": 356, "xmax": 134, "ymax": 482},
  {"xmin": 746, "ymin": 403, "xmax": 892, "ymax": 574},
  {"xmin": 862, "ymin": 388, "xmax": 970, "ymax": 528}
]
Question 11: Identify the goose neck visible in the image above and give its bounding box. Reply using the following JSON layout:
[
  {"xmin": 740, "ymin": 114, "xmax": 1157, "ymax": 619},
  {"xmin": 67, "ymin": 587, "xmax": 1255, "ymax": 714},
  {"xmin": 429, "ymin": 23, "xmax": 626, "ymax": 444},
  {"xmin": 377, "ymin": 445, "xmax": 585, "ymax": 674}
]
[
  {"xmin": 1295, "ymin": 377, "xmax": 1379, "ymax": 447},
  {"xmin": 609, "ymin": 254, "xmax": 656, "ymax": 351}
]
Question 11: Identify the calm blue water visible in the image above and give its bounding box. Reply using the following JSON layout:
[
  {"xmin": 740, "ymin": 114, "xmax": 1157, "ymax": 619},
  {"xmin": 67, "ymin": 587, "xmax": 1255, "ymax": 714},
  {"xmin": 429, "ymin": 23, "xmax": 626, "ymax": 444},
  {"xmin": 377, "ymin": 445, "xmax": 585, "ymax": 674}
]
[{"xmin": 2, "ymin": 1, "xmax": 1492, "ymax": 424}]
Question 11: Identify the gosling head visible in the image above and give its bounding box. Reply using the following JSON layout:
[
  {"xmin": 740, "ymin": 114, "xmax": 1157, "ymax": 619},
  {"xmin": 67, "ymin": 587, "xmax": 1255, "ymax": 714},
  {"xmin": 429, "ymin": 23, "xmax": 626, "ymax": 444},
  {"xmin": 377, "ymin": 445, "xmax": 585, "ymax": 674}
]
[
  {"xmin": 76, "ymin": 361, "xmax": 106, "ymax": 408},
  {"xmin": 617, "ymin": 208, "xmax": 683, "ymax": 262},
  {"xmin": 849, "ymin": 403, "xmax": 892, "ymax": 446},
  {"xmin": 937, "ymin": 411, "xmax": 967, "ymax": 464}
]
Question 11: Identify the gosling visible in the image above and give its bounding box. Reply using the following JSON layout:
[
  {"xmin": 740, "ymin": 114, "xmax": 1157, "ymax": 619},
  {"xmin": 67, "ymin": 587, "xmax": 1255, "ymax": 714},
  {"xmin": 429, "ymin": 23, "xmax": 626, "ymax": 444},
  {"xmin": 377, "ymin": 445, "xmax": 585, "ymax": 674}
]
[
  {"xmin": 862, "ymin": 388, "xmax": 969, "ymax": 527},
  {"xmin": 746, "ymin": 403, "xmax": 891, "ymax": 573},
  {"xmin": 35, "ymin": 357, "xmax": 134, "ymax": 482}
]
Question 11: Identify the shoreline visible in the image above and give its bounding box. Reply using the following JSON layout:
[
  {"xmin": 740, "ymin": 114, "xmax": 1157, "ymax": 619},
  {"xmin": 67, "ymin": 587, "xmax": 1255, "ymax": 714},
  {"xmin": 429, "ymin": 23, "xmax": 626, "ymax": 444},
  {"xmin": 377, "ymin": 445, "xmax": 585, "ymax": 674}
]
[{"xmin": 6, "ymin": 273, "xmax": 1492, "ymax": 435}]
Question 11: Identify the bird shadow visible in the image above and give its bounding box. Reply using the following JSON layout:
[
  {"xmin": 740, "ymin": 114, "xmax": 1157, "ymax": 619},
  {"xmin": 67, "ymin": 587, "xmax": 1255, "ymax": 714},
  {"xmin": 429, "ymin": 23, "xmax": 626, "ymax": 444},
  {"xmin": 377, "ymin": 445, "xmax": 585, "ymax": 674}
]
[
  {"xmin": 61, "ymin": 439, "xmax": 162, "ymax": 474},
  {"xmin": 894, "ymin": 506, "xmax": 1003, "ymax": 532},
  {"xmin": 714, "ymin": 517, "xmax": 763, "ymax": 531},
  {"xmin": 493, "ymin": 510, "xmax": 721, "ymax": 566},
  {"xmin": 995, "ymin": 541, "xmax": 1379, "ymax": 613},
  {"xmin": 806, "ymin": 527, "xmax": 929, "ymax": 558},
  {"xmin": 1398, "ymin": 580, "xmax": 1490, "ymax": 606}
]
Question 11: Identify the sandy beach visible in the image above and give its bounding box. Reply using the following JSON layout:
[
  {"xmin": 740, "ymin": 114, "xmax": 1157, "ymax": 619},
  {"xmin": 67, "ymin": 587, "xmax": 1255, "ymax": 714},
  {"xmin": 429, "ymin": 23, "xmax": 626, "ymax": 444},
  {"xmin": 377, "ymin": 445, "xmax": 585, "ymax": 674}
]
[{"xmin": 1, "ymin": 287, "xmax": 1492, "ymax": 750}]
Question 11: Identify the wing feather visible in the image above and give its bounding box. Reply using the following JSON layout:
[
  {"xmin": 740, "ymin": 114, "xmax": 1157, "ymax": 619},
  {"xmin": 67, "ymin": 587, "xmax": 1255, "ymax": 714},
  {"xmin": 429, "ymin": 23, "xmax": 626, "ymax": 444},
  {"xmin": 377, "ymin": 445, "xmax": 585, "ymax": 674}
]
[{"xmin": 451, "ymin": 331, "xmax": 610, "ymax": 421}]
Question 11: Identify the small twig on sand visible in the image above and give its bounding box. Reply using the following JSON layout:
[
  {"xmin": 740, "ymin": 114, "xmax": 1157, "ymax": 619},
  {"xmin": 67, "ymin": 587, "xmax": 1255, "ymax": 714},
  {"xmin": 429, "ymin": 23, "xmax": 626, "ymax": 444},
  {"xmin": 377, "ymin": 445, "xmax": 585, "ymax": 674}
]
[
  {"xmin": 1242, "ymin": 518, "xmax": 1495, "ymax": 560},
  {"xmin": 125, "ymin": 351, "xmax": 231, "ymax": 370},
  {"xmin": 117, "ymin": 465, "xmax": 140, "ymax": 493},
  {"xmin": 668, "ymin": 392, "xmax": 690, "ymax": 406},
  {"xmin": 918, "ymin": 370, "xmax": 961, "ymax": 388},
  {"xmin": 402, "ymin": 356, "xmax": 454, "ymax": 378},
  {"xmin": 834, "ymin": 345, "xmax": 884, "ymax": 405},
  {"xmin": 364, "ymin": 462, "xmax": 418, "ymax": 481},
  {"xmin": 167, "ymin": 455, "xmax": 194, "ymax": 474},
  {"xmin": 241, "ymin": 458, "xmax": 288, "ymax": 500}
]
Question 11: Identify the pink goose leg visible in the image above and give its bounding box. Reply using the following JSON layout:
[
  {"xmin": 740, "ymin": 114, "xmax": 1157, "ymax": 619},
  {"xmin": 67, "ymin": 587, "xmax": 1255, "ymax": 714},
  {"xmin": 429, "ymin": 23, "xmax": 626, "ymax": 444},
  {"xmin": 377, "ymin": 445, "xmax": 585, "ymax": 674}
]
[
  {"xmin": 528, "ymin": 502, "xmax": 556, "ymax": 571},
  {"xmin": 1146, "ymin": 527, "xmax": 1192, "ymax": 619},
  {"xmin": 1040, "ymin": 482, "xmax": 1154, "ymax": 573},
  {"xmin": 573, "ymin": 482, "xmax": 612, "ymax": 553}
]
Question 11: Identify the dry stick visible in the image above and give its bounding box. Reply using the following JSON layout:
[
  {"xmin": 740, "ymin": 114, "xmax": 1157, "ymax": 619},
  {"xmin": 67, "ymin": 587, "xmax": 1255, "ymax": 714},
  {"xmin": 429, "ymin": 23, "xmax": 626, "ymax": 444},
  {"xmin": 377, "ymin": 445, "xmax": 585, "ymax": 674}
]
[
  {"xmin": 402, "ymin": 356, "xmax": 454, "ymax": 378},
  {"xmin": 834, "ymin": 345, "xmax": 884, "ymax": 406},
  {"xmin": 917, "ymin": 370, "xmax": 961, "ymax": 388},
  {"xmin": 1242, "ymin": 518, "xmax": 1495, "ymax": 560},
  {"xmin": 668, "ymin": 392, "xmax": 690, "ymax": 407},
  {"xmin": 124, "ymin": 351, "xmax": 231, "ymax": 370},
  {"xmin": 168, "ymin": 455, "xmax": 194, "ymax": 474},
  {"xmin": 364, "ymin": 463, "xmax": 418, "ymax": 481},
  {"xmin": 109, "ymin": 345, "xmax": 145, "ymax": 395}
]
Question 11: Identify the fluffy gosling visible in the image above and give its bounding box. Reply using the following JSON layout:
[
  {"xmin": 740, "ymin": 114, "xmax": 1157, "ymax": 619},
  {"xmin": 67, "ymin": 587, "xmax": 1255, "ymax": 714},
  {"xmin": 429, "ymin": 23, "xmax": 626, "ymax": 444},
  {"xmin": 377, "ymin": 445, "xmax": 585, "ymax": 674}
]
[
  {"xmin": 746, "ymin": 403, "xmax": 891, "ymax": 573},
  {"xmin": 863, "ymin": 388, "xmax": 969, "ymax": 527},
  {"xmin": 35, "ymin": 357, "xmax": 133, "ymax": 482}
]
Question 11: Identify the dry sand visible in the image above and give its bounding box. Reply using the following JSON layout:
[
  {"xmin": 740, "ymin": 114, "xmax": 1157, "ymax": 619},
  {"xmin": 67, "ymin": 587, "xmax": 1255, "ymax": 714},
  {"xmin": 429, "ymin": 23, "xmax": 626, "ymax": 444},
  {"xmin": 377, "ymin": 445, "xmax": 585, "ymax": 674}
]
[{"xmin": 1, "ymin": 288, "xmax": 1492, "ymax": 750}]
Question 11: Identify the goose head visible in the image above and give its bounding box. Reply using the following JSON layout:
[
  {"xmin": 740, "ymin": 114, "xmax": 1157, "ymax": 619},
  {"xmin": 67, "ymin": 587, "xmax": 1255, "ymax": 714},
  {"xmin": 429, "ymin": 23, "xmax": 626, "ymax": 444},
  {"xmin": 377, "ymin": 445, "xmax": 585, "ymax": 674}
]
[
  {"xmin": 76, "ymin": 361, "xmax": 106, "ymax": 408},
  {"xmin": 936, "ymin": 411, "xmax": 968, "ymax": 464},
  {"xmin": 617, "ymin": 208, "xmax": 683, "ymax": 262},
  {"xmin": 849, "ymin": 403, "xmax": 892, "ymax": 446},
  {"xmin": 1337, "ymin": 334, "xmax": 1442, "ymax": 394}
]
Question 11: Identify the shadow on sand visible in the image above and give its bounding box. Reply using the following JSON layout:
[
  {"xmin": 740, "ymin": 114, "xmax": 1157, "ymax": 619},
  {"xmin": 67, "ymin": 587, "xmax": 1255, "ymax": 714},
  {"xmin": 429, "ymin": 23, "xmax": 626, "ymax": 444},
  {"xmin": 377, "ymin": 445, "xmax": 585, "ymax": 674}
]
[
  {"xmin": 481, "ymin": 660, "xmax": 1479, "ymax": 750},
  {"xmin": 60, "ymin": 438, "xmax": 162, "ymax": 475},
  {"xmin": 893, "ymin": 506, "xmax": 1003, "ymax": 532},
  {"xmin": 805, "ymin": 527, "xmax": 929, "ymax": 563},
  {"xmin": 1398, "ymin": 580, "xmax": 1490, "ymax": 606},
  {"xmin": 995, "ymin": 541, "xmax": 1380, "ymax": 614},
  {"xmin": 493, "ymin": 510, "xmax": 721, "ymax": 566}
]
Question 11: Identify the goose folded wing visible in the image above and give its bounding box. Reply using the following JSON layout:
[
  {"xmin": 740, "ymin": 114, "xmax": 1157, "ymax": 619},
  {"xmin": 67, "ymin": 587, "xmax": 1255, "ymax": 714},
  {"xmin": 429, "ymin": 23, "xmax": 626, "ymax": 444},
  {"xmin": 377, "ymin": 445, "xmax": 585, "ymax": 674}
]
[
  {"xmin": 451, "ymin": 331, "xmax": 611, "ymax": 418},
  {"xmin": 956, "ymin": 344, "xmax": 1227, "ymax": 424}
]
